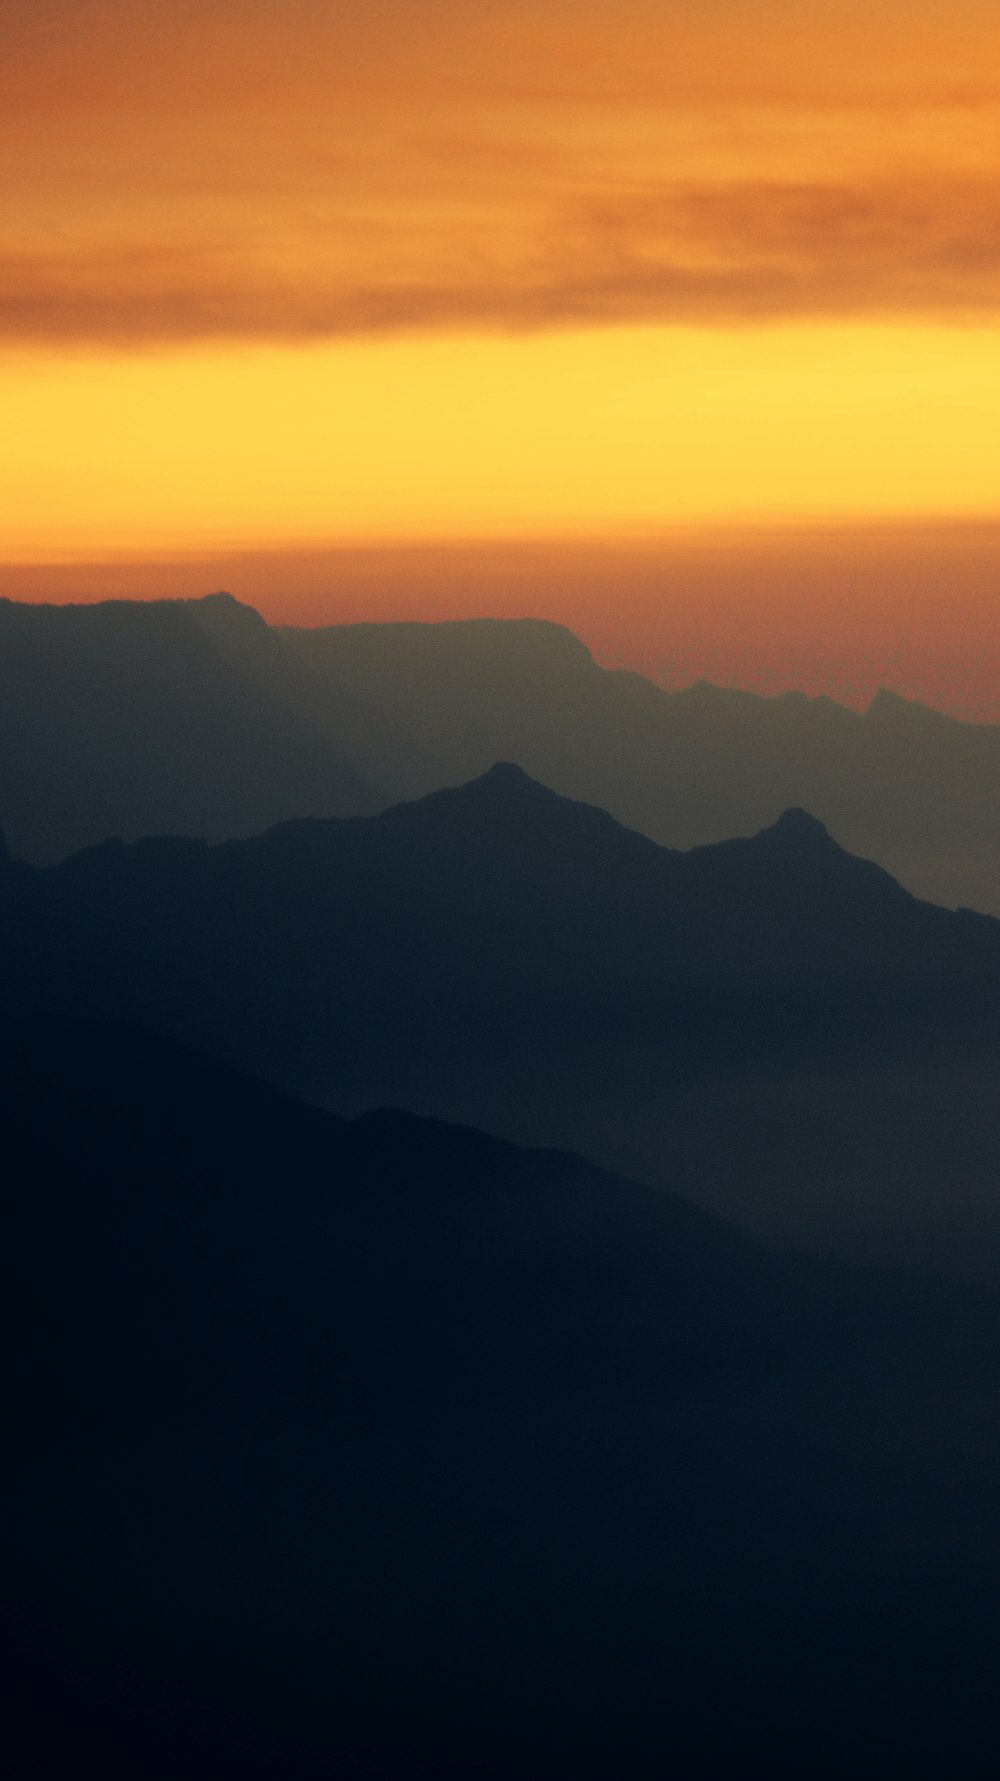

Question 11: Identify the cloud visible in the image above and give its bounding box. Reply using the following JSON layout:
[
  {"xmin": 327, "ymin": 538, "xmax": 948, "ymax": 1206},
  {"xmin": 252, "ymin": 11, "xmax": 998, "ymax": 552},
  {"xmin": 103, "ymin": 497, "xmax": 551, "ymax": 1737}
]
[
  {"xmin": 3, "ymin": 3, "xmax": 999, "ymax": 350},
  {"xmin": 2, "ymin": 172, "xmax": 1000, "ymax": 350}
]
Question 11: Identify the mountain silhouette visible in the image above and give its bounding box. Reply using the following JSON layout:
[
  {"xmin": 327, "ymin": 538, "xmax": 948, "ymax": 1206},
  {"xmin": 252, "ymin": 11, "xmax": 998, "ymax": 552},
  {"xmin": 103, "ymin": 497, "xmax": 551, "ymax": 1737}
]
[
  {"xmin": 0, "ymin": 594, "xmax": 379, "ymax": 862},
  {"xmin": 5, "ymin": 770, "xmax": 1000, "ymax": 1275},
  {"xmin": 9, "ymin": 592, "xmax": 1000, "ymax": 913},
  {"xmin": 283, "ymin": 612, "xmax": 1000, "ymax": 915},
  {"xmin": 8, "ymin": 1012, "xmax": 1000, "ymax": 1778}
]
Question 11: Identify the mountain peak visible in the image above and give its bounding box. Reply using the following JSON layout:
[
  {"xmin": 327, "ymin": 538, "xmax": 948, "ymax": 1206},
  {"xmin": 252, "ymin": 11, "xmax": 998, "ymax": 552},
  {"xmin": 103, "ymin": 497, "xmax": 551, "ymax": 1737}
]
[
  {"xmin": 770, "ymin": 806, "xmax": 830, "ymax": 839},
  {"xmin": 189, "ymin": 590, "xmax": 270, "ymax": 634},
  {"xmin": 376, "ymin": 762, "xmax": 661, "ymax": 864},
  {"xmin": 867, "ymin": 687, "xmax": 913, "ymax": 718},
  {"xmin": 753, "ymin": 808, "xmax": 840, "ymax": 856},
  {"xmin": 449, "ymin": 762, "xmax": 644, "ymax": 835},
  {"xmin": 411, "ymin": 761, "xmax": 577, "ymax": 818},
  {"xmin": 477, "ymin": 760, "xmax": 536, "ymax": 787},
  {"xmin": 866, "ymin": 687, "xmax": 958, "ymax": 728},
  {"xmin": 421, "ymin": 761, "xmax": 567, "ymax": 807}
]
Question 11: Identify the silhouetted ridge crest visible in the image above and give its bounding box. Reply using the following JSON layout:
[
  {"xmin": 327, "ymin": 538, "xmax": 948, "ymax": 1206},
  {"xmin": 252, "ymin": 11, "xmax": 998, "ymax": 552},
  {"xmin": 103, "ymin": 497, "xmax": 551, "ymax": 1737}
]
[
  {"xmin": 290, "ymin": 613, "xmax": 598, "ymax": 666},
  {"xmin": 281, "ymin": 611, "xmax": 1000, "ymax": 914},
  {"xmin": 0, "ymin": 593, "xmax": 379, "ymax": 861},
  {"xmin": 766, "ymin": 807, "xmax": 834, "ymax": 844},
  {"xmin": 728, "ymin": 805, "xmax": 908, "ymax": 888},
  {"xmin": 187, "ymin": 588, "xmax": 271, "ymax": 633},
  {"xmin": 388, "ymin": 760, "xmax": 591, "ymax": 816},
  {"xmin": 378, "ymin": 763, "xmax": 661, "ymax": 857},
  {"xmin": 472, "ymin": 760, "xmax": 555, "ymax": 797},
  {"xmin": 480, "ymin": 760, "xmax": 534, "ymax": 783},
  {"xmin": 866, "ymin": 686, "xmax": 962, "ymax": 729}
]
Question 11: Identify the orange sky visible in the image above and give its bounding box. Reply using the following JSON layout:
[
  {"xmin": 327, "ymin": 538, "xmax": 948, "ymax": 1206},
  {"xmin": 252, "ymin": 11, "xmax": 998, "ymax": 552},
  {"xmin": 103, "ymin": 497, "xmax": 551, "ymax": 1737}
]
[
  {"xmin": 2, "ymin": 1, "xmax": 999, "ymax": 706},
  {"xmin": 6, "ymin": 522, "xmax": 1000, "ymax": 721}
]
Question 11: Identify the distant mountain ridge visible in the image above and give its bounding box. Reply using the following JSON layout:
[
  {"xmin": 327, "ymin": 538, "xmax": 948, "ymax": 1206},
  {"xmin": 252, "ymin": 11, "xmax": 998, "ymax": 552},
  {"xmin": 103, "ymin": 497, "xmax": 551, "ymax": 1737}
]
[
  {"xmin": 282, "ymin": 610, "xmax": 1000, "ymax": 914},
  {"xmin": 6, "ymin": 592, "xmax": 1000, "ymax": 913},
  {"xmin": 5, "ymin": 767, "xmax": 1000, "ymax": 1275},
  {"xmin": 0, "ymin": 593, "xmax": 379, "ymax": 862}
]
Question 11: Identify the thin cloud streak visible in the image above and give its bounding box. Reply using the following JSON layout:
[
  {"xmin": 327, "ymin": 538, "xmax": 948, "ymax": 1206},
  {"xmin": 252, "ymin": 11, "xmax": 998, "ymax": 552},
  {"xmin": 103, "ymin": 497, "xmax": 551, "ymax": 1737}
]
[
  {"xmin": 4, "ymin": 5, "xmax": 1000, "ymax": 348},
  {"xmin": 4, "ymin": 173, "xmax": 1000, "ymax": 348}
]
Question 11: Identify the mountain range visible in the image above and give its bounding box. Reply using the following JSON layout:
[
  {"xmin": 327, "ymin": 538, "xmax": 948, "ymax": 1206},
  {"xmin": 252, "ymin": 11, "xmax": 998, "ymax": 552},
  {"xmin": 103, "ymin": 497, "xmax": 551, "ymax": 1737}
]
[
  {"xmin": 5, "ymin": 592, "xmax": 1000, "ymax": 914},
  {"xmin": 7, "ymin": 588, "xmax": 1000, "ymax": 1774},
  {"xmin": 5, "ymin": 765, "xmax": 1000, "ymax": 1277},
  {"xmin": 9, "ymin": 1013, "xmax": 1000, "ymax": 1777},
  {"xmin": 0, "ymin": 594, "xmax": 378, "ymax": 863},
  {"xmin": 283, "ymin": 611, "xmax": 1000, "ymax": 914}
]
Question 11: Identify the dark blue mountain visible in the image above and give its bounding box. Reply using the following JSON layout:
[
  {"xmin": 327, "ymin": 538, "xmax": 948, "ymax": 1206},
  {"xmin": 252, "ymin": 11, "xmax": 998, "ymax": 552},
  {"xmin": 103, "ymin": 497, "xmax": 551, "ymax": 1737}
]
[
  {"xmin": 8, "ymin": 1014, "xmax": 1000, "ymax": 1778},
  {"xmin": 4, "ymin": 770, "xmax": 1000, "ymax": 1273}
]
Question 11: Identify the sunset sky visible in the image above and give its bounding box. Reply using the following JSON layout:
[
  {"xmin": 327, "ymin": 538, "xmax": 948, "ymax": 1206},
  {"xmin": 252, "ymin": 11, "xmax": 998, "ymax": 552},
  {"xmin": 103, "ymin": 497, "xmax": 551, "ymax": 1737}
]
[{"xmin": 3, "ymin": 1, "xmax": 998, "ymax": 706}]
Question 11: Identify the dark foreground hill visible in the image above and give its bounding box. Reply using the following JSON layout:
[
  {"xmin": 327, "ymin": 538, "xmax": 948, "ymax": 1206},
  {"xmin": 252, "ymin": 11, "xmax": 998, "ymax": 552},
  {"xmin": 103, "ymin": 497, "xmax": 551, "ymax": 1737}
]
[
  {"xmin": 7, "ymin": 1014, "xmax": 1000, "ymax": 1778},
  {"xmin": 284, "ymin": 612, "xmax": 1000, "ymax": 914},
  {"xmin": 5, "ymin": 768, "xmax": 1000, "ymax": 1275},
  {"xmin": 0, "ymin": 594, "xmax": 378, "ymax": 861}
]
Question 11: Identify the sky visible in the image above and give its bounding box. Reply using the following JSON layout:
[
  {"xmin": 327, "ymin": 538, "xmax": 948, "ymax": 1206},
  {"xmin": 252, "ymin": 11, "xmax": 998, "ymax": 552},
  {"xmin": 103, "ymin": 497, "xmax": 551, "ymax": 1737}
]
[{"xmin": 3, "ymin": 1, "xmax": 999, "ymax": 707}]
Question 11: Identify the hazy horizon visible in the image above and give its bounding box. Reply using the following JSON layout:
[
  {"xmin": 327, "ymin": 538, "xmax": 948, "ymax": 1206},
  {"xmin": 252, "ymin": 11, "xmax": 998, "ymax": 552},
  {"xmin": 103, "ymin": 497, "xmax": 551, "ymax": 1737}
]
[{"xmin": 5, "ymin": 515, "xmax": 1000, "ymax": 719}]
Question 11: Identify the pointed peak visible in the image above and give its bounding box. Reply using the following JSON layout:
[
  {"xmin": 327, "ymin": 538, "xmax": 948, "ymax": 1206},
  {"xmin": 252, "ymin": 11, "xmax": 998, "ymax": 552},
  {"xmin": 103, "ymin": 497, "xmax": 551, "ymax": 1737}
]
[
  {"xmin": 377, "ymin": 761, "xmax": 558, "ymax": 826},
  {"xmin": 477, "ymin": 760, "xmax": 536, "ymax": 786},
  {"xmin": 189, "ymin": 590, "xmax": 265, "ymax": 624},
  {"xmin": 764, "ymin": 807, "xmax": 833, "ymax": 844},
  {"xmin": 425, "ymin": 761, "xmax": 559, "ymax": 804},
  {"xmin": 188, "ymin": 591, "xmax": 262, "ymax": 619},
  {"xmin": 773, "ymin": 805, "xmax": 828, "ymax": 833},
  {"xmin": 677, "ymin": 677, "xmax": 723, "ymax": 698},
  {"xmin": 868, "ymin": 686, "xmax": 909, "ymax": 714},
  {"xmin": 866, "ymin": 686, "xmax": 954, "ymax": 726},
  {"xmin": 417, "ymin": 761, "xmax": 570, "ymax": 812},
  {"xmin": 380, "ymin": 762, "xmax": 658, "ymax": 854}
]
